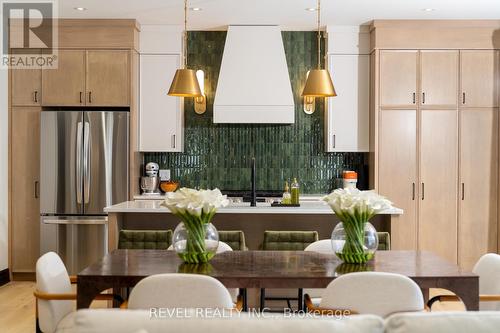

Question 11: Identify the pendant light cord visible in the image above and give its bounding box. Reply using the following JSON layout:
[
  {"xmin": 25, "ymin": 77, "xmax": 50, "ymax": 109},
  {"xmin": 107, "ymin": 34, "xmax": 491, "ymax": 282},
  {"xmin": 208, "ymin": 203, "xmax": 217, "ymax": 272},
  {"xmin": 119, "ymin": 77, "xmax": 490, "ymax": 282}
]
[
  {"xmin": 183, "ymin": 0, "xmax": 188, "ymax": 68},
  {"xmin": 317, "ymin": 0, "xmax": 321, "ymax": 69}
]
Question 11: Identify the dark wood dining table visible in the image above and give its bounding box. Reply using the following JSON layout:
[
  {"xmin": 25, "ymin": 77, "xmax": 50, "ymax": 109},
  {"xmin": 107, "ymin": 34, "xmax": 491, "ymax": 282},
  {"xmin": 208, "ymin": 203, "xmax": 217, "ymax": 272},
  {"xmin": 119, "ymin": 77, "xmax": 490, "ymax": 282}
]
[{"xmin": 77, "ymin": 250, "xmax": 479, "ymax": 310}]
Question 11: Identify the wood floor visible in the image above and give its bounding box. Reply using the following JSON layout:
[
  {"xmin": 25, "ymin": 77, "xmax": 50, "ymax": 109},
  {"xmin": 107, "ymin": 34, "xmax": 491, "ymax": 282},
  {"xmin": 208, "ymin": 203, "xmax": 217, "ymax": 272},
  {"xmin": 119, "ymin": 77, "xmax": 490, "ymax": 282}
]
[
  {"xmin": 0, "ymin": 282, "xmax": 464, "ymax": 333},
  {"xmin": 0, "ymin": 282, "xmax": 109, "ymax": 333}
]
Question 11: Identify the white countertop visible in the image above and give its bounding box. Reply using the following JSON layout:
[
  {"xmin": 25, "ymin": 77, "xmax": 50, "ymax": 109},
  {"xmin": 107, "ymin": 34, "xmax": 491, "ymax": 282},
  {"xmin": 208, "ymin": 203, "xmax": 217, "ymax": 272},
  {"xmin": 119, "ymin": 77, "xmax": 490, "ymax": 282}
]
[
  {"xmin": 133, "ymin": 194, "xmax": 326, "ymax": 201},
  {"xmin": 105, "ymin": 200, "xmax": 404, "ymax": 215}
]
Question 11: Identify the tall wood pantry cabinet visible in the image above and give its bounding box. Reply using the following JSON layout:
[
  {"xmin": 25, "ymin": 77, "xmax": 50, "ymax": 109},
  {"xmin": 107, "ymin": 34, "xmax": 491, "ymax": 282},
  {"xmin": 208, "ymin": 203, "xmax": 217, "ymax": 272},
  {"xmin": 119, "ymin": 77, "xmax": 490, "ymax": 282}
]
[{"xmin": 374, "ymin": 45, "xmax": 499, "ymax": 269}]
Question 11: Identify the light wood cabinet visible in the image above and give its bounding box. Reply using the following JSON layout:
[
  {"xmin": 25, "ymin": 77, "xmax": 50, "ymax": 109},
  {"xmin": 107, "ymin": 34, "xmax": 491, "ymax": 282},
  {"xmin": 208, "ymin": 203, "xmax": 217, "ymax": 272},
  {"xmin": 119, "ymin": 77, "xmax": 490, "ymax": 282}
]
[
  {"xmin": 42, "ymin": 50, "xmax": 86, "ymax": 106},
  {"xmin": 418, "ymin": 110, "xmax": 458, "ymax": 264},
  {"xmin": 372, "ymin": 25, "xmax": 500, "ymax": 268},
  {"xmin": 378, "ymin": 110, "xmax": 418, "ymax": 250},
  {"xmin": 459, "ymin": 108, "xmax": 498, "ymax": 270},
  {"xmin": 379, "ymin": 51, "xmax": 417, "ymax": 107},
  {"xmin": 42, "ymin": 49, "xmax": 130, "ymax": 107},
  {"xmin": 325, "ymin": 54, "xmax": 369, "ymax": 152},
  {"xmin": 460, "ymin": 51, "xmax": 499, "ymax": 108},
  {"xmin": 86, "ymin": 50, "xmax": 129, "ymax": 106},
  {"xmin": 11, "ymin": 107, "xmax": 41, "ymax": 272},
  {"xmin": 420, "ymin": 51, "xmax": 458, "ymax": 107},
  {"xmin": 10, "ymin": 50, "xmax": 42, "ymax": 106},
  {"xmin": 139, "ymin": 54, "xmax": 183, "ymax": 152}
]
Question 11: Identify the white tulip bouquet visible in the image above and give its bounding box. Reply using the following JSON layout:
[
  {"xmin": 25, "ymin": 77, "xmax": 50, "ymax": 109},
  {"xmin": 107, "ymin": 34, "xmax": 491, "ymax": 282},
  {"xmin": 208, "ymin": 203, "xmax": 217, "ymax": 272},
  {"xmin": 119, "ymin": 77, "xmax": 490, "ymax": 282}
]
[
  {"xmin": 323, "ymin": 188, "xmax": 393, "ymax": 263},
  {"xmin": 162, "ymin": 188, "xmax": 229, "ymax": 263}
]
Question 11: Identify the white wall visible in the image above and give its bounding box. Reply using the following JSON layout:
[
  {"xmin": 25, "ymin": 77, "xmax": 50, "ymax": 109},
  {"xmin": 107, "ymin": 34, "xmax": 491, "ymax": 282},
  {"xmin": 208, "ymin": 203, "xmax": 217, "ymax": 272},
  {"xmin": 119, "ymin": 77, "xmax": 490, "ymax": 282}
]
[
  {"xmin": 0, "ymin": 68, "xmax": 8, "ymax": 270},
  {"xmin": 326, "ymin": 25, "xmax": 371, "ymax": 55}
]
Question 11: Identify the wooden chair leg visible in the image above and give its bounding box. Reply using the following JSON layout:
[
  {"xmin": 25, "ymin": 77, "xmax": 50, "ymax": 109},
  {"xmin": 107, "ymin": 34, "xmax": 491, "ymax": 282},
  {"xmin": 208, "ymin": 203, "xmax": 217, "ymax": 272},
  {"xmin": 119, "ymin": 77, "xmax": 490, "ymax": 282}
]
[{"xmin": 239, "ymin": 288, "xmax": 248, "ymax": 312}]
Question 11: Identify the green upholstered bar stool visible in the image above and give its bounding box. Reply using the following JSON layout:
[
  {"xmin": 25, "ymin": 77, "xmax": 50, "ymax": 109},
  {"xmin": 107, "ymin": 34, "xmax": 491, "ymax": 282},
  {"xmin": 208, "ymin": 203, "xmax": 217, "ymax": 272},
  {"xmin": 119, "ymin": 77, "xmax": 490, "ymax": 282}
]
[
  {"xmin": 117, "ymin": 230, "xmax": 173, "ymax": 300},
  {"xmin": 261, "ymin": 231, "xmax": 319, "ymax": 250},
  {"xmin": 219, "ymin": 230, "xmax": 248, "ymax": 309},
  {"xmin": 118, "ymin": 230, "xmax": 173, "ymax": 249},
  {"xmin": 218, "ymin": 230, "xmax": 247, "ymax": 251},
  {"xmin": 377, "ymin": 232, "xmax": 391, "ymax": 251},
  {"xmin": 260, "ymin": 230, "xmax": 319, "ymax": 312}
]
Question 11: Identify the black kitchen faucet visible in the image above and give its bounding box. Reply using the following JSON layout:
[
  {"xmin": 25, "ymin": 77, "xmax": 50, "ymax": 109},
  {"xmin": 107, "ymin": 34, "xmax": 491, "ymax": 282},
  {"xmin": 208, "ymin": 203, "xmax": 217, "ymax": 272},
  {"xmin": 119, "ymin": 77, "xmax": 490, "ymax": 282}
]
[{"xmin": 250, "ymin": 157, "xmax": 257, "ymax": 207}]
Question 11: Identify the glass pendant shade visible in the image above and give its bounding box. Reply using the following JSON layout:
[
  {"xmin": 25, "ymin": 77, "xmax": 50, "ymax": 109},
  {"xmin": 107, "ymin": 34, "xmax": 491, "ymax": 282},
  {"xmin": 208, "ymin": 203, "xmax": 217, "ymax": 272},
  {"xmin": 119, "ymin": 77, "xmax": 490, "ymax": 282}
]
[
  {"xmin": 302, "ymin": 69, "xmax": 337, "ymax": 97},
  {"xmin": 168, "ymin": 68, "xmax": 202, "ymax": 97}
]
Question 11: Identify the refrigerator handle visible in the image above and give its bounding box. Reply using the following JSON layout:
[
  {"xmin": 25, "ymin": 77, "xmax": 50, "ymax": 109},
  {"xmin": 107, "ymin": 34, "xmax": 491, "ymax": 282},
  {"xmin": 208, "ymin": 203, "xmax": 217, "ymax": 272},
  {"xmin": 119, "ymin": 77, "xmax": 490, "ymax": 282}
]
[
  {"xmin": 76, "ymin": 122, "xmax": 83, "ymax": 204},
  {"xmin": 83, "ymin": 122, "xmax": 91, "ymax": 204}
]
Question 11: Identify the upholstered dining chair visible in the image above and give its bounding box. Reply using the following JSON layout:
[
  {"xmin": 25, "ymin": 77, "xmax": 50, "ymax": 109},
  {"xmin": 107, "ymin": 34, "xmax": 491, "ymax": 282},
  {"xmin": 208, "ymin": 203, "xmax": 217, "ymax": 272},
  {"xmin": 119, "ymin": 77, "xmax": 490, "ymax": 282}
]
[
  {"xmin": 118, "ymin": 229, "xmax": 172, "ymax": 249},
  {"xmin": 166, "ymin": 240, "xmax": 233, "ymax": 253},
  {"xmin": 218, "ymin": 230, "xmax": 247, "ymax": 250},
  {"xmin": 167, "ymin": 240, "xmax": 239, "ymax": 303},
  {"xmin": 34, "ymin": 252, "xmax": 123, "ymax": 333},
  {"xmin": 304, "ymin": 232, "xmax": 391, "ymax": 253},
  {"xmin": 428, "ymin": 253, "xmax": 500, "ymax": 311},
  {"xmin": 303, "ymin": 234, "xmax": 392, "ymax": 307},
  {"xmin": 260, "ymin": 230, "xmax": 319, "ymax": 311},
  {"xmin": 127, "ymin": 273, "xmax": 241, "ymax": 310},
  {"xmin": 304, "ymin": 272, "xmax": 424, "ymax": 317}
]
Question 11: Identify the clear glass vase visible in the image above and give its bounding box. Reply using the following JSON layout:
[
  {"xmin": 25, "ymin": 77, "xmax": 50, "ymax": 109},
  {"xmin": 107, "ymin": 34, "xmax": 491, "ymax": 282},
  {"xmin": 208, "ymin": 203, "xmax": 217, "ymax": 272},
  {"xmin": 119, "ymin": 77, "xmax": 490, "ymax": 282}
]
[
  {"xmin": 331, "ymin": 221, "xmax": 378, "ymax": 264},
  {"xmin": 172, "ymin": 222, "xmax": 219, "ymax": 264}
]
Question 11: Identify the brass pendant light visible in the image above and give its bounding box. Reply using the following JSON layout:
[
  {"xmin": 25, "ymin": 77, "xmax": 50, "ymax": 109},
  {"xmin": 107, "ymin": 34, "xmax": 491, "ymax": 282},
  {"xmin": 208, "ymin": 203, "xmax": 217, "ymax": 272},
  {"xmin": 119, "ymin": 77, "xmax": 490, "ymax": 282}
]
[
  {"xmin": 168, "ymin": 0, "xmax": 202, "ymax": 97},
  {"xmin": 302, "ymin": 0, "xmax": 336, "ymax": 113}
]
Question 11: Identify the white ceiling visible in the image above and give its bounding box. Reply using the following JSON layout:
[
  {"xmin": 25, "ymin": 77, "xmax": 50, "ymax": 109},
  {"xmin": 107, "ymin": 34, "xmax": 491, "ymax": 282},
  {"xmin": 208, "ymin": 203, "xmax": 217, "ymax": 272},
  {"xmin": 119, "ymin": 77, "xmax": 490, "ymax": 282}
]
[{"xmin": 60, "ymin": 0, "xmax": 500, "ymax": 29}]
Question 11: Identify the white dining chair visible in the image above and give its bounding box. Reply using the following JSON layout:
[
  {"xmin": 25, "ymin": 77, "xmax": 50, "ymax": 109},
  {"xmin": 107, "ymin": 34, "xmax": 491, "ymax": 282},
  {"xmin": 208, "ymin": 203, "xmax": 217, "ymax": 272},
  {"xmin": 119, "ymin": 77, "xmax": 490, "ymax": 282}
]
[
  {"xmin": 428, "ymin": 253, "xmax": 500, "ymax": 311},
  {"xmin": 35, "ymin": 252, "xmax": 122, "ymax": 333},
  {"xmin": 305, "ymin": 272, "xmax": 424, "ymax": 317},
  {"xmin": 35, "ymin": 252, "xmax": 74, "ymax": 333},
  {"xmin": 304, "ymin": 239, "xmax": 333, "ymax": 253},
  {"xmin": 167, "ymin": 240, "xmax": 233, "ymax": 253},
  {"xmin": 167, "ymin": 240, "xmax": 238, "ymax": 302},
  {"xmin": 127, "ymin": 273, "xmax": 236, "ymax": 310}
]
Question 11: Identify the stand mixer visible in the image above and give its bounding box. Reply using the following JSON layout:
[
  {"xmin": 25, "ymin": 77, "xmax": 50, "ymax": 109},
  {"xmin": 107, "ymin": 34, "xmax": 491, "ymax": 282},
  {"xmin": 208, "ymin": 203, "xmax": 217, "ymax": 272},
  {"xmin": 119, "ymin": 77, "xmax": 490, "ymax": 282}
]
[{"xmin": 140, "ymin": 162, "xmax": 161, "ymax": 195}]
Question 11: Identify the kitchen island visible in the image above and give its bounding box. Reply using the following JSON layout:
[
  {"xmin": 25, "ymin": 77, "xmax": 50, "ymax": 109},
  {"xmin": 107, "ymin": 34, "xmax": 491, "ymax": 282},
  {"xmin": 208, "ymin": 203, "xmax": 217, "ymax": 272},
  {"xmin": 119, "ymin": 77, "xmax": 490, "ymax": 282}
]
[{"xmin": 105, "ymin": 200, "xmax": 404, "ymax": 251}]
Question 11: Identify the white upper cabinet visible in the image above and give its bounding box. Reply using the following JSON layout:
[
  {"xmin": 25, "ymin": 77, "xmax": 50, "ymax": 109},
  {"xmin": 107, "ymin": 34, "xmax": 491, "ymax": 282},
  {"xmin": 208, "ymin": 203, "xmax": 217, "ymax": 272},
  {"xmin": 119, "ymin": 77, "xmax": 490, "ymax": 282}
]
[
  {"xmin": 325, "ymin": 26, "xmax": 370, "ymax": 152},
  {"xmin": 326, "ymin": 54, "xmax": 369, "ymax": 152},
  {"xmin": 139, "ymin": 25, "xmax": 183, "ymax": 152},
  {"xmin": 139, "ymin": 54, "xmax": 183, "ymax": 152}
]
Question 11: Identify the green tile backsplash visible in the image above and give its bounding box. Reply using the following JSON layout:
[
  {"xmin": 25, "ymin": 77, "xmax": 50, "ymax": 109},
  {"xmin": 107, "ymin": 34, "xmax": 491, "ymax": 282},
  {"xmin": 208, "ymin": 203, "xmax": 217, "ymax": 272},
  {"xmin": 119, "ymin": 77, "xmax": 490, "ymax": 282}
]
[{"xmin": 144, "ymin": 31, "xmax": 367, "ymax": 193}]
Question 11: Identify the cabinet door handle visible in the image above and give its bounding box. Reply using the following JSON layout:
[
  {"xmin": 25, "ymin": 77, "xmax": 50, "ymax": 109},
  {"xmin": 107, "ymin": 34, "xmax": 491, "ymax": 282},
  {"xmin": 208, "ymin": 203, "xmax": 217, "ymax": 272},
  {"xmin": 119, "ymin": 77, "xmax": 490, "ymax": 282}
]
[
  {"xmin": 422, "ymin": 92, "xmax": 425, "ymax": 104},
  {"xmin": 461, "ymin": 183, "xmax": 465, "ymax": 200},
  {"xmin": 332, "ymin": 134, "xmax": 336, "ymax": 149},
  {"xmin": 34, "ymin": 181, "xmax": 39, "ymax": 199},
  {"xmin": 79, "ymin": 92, "xmax": 83, "ymax": 104},
  {"xmin": 88, "ymin": 91, "xmax": 92, "ymax": 104},
  {"xmin": 412, "ymin": 182, "xmax": 415, "ymax": 200},
  {"xmin": 412, "ymin": 93, "xmax": 416, "ymax": 104},
  {"xmin": 172, "ymin": 134, "xmax": 176, "ymax": 149},
  {"xmin": 421, "ymin": 183, "xmax": 425, "ymax": 200},
  {"xmin": 34, "ymin": 90, "xmax": 38, "ymax": 103},
  {"xmin": 462, "ymin": 92, "xmax": 466, "ymax": 104}
]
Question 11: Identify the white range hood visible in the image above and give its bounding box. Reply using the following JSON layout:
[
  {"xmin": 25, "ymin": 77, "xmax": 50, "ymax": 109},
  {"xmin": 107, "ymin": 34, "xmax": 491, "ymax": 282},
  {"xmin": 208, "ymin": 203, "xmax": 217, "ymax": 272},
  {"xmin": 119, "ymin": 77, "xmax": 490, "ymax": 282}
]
[{"xmin": 213, "ymin": 25, "xmax": 295, "ymax": 124}]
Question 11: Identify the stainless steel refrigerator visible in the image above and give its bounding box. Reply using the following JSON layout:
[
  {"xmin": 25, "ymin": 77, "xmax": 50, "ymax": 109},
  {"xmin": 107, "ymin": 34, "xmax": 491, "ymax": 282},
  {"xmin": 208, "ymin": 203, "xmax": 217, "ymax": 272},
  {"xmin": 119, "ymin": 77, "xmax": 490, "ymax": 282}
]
[{"xmin": 40, "ymin": 110, "xmax": 129, "ymax": 274}]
